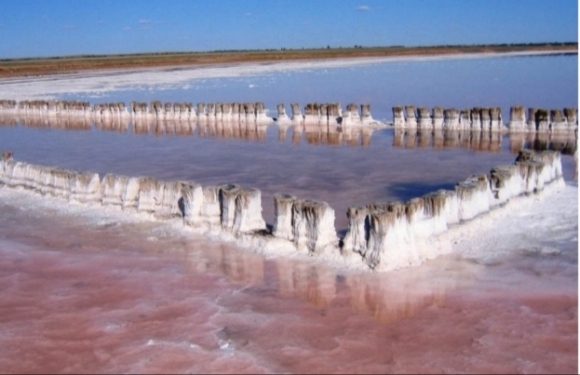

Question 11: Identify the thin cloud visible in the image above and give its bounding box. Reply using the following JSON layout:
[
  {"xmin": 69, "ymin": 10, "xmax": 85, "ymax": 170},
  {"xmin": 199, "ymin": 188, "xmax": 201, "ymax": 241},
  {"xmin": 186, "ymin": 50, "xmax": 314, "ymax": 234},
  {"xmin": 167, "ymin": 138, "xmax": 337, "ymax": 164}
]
[
  {"xmin": 245, "ymin": 12, "xmax": 252, "ymax": 17},
  {"xmin": 356, "ymin": 5, "xmax": 370, "ymax": 11},
  {"xmin": 138, "ymin": 19, "xmax": 152, "ymax": 24},
  {"xmin": 63, "ymin": 24, "xmax": 77, "ymax": 29}
]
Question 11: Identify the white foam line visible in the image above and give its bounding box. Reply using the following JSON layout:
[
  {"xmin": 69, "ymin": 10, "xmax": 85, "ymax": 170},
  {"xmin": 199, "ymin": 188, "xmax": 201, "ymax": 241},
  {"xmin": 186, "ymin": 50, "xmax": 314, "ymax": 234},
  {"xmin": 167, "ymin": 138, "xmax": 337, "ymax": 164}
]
[{"xmin": 0, "ymin": 50, "xmax": 575, "ymax": 101}]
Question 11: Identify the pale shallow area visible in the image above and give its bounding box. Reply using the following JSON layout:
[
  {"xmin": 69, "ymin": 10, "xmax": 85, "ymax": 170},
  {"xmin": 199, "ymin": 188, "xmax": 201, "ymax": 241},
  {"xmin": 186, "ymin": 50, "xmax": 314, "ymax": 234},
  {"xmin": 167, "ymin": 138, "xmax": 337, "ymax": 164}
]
[
  {"xmin": 0, "ymin": 50, "xmax": 575, "ymax": 107},
  {"xmin": 0, "ymin": 53, "xmax": 577, "ymax": 373},
  {"xmin": 0, "ymin": 181, "xmax": 576, "ymax": 373}
]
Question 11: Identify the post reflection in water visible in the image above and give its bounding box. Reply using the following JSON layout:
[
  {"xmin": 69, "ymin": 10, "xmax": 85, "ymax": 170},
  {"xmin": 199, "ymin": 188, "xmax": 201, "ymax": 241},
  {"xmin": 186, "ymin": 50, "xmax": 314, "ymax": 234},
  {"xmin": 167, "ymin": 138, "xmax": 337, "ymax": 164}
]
[
  {"xmin": 182, "ymin": 237, "xmax": 476, "ymax": 326},
  {"xmin": 508, "ymin": 131, "xmax": 578, "ymax": 155},
  {"xmin": 3, "ymin": 113, "xmax": 576, "ymax": 155},
  {"xmin": 393, "ymin": 127, "xmax": 577, "ymax": 155}
]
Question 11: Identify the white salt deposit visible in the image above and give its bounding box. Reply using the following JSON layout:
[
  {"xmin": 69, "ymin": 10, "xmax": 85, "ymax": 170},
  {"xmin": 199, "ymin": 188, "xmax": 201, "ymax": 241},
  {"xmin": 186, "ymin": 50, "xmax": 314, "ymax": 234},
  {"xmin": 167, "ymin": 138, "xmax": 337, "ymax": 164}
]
[
  {"xmin": 0, "ymin": 51, "xmax": 572, "ymax": 101},
  {"xmin": 0, "ymin": 174, "xmax": 574, "ymax": 273}
]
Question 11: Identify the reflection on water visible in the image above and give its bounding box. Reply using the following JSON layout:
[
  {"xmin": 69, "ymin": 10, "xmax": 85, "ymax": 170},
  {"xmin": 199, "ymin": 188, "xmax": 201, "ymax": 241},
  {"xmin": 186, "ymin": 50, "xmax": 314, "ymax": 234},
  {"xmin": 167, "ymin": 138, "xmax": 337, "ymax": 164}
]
[
  {"xmin": 0, "ymin": 116, "xmax": 577, "ymax": 231},
  {"xmin": 509, "ymin": 131, "xmax": 578, "ymax": 155},
  {"xmin": 394, "ymin": 127, "xmax": 577, "ymax": 155},
  {"xmin": 2, "ymin": 114, "xmax": 577, "ymax": 155},
  {"xmin": 0, "ymin": 53, "xmax": 577, "ymax": 373},
  {"xmin": 0, "ymin": 193, "xmax": 575, "ymax": 373}
]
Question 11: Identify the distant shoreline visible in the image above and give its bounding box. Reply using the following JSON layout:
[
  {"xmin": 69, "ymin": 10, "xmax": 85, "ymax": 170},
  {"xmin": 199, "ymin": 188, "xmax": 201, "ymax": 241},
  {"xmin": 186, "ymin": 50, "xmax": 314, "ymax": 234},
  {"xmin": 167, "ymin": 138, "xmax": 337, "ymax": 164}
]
[
  {"xmin": 0, "ymin": 49, "xmax": 576, "ymax": 101},
  {"xmin": 0, "ymin": 44, "xmax": 576, "ymax": 78}
]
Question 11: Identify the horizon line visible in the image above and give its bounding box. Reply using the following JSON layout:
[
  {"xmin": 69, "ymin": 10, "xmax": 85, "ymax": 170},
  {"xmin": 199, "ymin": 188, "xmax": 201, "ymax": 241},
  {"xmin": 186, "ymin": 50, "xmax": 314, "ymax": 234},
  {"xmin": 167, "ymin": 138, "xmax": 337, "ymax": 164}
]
[{"xmin": 1, "ymin": 41, "xmax": 577, "ymax": 62}]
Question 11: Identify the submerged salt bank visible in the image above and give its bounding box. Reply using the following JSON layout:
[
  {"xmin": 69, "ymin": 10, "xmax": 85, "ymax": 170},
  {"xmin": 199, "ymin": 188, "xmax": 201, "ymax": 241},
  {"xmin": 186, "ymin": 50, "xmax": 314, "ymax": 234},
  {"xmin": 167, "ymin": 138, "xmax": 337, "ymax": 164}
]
[{"xmin": 0, "ymin": 145, "xmax": 567, "ymax": 271}]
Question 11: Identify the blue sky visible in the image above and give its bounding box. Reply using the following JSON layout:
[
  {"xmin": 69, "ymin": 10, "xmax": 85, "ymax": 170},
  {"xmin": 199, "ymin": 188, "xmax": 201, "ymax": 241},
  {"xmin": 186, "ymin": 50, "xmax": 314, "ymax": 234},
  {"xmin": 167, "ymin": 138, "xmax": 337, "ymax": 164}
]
[{"xmin": 0, "ymin": 0, "xmax": 577, "ymax": 58}]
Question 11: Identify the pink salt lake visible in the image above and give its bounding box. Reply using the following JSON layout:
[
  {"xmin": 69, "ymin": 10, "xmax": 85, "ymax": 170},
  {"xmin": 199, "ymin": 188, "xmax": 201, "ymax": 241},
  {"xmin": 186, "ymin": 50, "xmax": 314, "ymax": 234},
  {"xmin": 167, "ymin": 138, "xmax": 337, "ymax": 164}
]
[{"xmin": 0, "ymin": 53, "xmax": 577, "ymax": 373}]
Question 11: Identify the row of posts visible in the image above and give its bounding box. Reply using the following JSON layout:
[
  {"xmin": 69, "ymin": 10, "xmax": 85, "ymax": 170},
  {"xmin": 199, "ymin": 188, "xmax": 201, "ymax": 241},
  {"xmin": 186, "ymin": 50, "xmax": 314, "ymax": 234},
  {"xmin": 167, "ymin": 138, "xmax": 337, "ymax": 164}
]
[
  {"xmin": 392, "ymin": 105, "xmax": 578, "ymax": 133},
  {"xmin": 0, "ymin": 148, "xmax": 565, "ymax": 271}
]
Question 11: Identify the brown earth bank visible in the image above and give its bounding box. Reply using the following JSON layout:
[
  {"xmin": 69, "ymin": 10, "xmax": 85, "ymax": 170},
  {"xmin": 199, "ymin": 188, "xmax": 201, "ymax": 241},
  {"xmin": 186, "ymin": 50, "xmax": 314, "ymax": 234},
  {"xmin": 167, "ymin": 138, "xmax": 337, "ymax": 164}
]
[{"xmin": 0, "ymin": 43, "xmax": 576, "ymax": 78}]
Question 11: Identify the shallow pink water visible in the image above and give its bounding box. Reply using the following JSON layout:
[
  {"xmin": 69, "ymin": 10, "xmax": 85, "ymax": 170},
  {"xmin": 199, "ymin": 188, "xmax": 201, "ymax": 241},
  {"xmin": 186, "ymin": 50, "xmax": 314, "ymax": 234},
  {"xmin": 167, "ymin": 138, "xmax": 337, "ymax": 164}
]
[
  {"xmin": 0, "ymin": 54, "xmax": 577, "ymax": 373},
  {"xmin": 0, "ymin": 199, "xmax": 576, "ymax": 374}
]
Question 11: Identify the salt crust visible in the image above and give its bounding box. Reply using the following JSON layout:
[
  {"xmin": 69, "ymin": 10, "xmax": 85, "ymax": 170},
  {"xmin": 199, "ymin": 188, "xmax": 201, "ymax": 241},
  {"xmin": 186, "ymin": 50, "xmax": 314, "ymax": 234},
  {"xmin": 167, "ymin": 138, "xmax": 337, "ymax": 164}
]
[{"xmin": 0, "ymin": 178, "xmax": 573, "ymax": 273}]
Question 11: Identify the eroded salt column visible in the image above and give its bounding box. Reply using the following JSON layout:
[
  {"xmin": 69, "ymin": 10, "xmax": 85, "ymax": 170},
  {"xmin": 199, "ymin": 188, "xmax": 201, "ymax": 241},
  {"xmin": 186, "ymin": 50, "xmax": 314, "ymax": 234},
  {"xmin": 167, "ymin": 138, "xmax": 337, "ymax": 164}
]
[
  {"xmin": 164, "ymin": 102, "xmax": 176, "ymax": 121},
  {"xmin": 230, "ymin": 102, "xmax": 240, "ymax": 123},
  {"xmin": 480, "ymin": 108, "xmax": 491, "ymax": 131},
  {"xmin": 276, "ymin": 104, "xmax": 290, "ymax": 123},
  {"xmin": 360, "ymin": 104, "xmax": 373, "ymax": 124},
  {"xmin": 342, "ymin": 206, "xmax": 370, "ymax": 256},
  {"xmin": 526, "ymin": 107, "xmax": 538, "ymax": 132},
  {"xmin": 212, "ymin": 102, "xmax": 223, "ymax": 122},
  {"xmin": 392, "ymin": 106, "xmax": 405, "ymax": 128},
  {"xmin": 443, "ymin": 108, "xmax": 459, "ymax": 130},
  {"xmin": 181, "ymin": 182, "xmax": 203, "ymax": 226},
  {"xmin": 564, "ymin": 107, "xmax": 578, "ymax": 128},
  {"xmin": 201, "ymin": 186, "xmax": 221, "ymax": 227},
  {"xmin": 131, "ymin": 102, "xmax": 148, "ymax": 121},
  {"xmin": 362, "ymin": 199, "xmax": 426, "ymax": 271},
  {"xmin": 432, "ymin": 107, "xmax": 444, "ymax": 129},
  {"xmin": 416, "ymin": 107, "xmax": 431, "ymax": 130},
  {"xmin": 508, "ymin": 106, "xmax": 526, "ymax": 131},
  {"xmin": 101, "ymin": 174, "xmax": 128, "ymax": 207},
  {"xmin": 470, "ymin": 107, "xmax": 482, "ymax": 131},
  {"xmin": 292, "ymin": 199, "xmax": 338, "ymax": 255},
  {"xmin": 404, "ymin": 106, "xmax": 417, "ymax": 128},
  {"xmin": 2, "ymin": 161, "xmax": 34, "ymax": 190},
  {"xmin": 222, "ymin": 103, "xmax": 233, "ymax": 122},
  {"xmin": 515, "ymin": 149, "xmax": 563, "ymax": 187},
  {"xmin": 346, "ymin": 103, "xmax": 360, "ymax": 124},
  {"xmin": 137, "ymin": 177, "xmax": 165, "ymax": 213},
  {"xmin": 69, "ymin": 172, "xmax": 101, "ymax": 204},
  {"xmin": 489, "ymin": 165, "xmax": 524, "ymax": 206},
  {"xmin": 256, "ymin": 102, "xmax": 270, "ymax": 123},
  {"xmin": 219, "ymin": 184, "xmax": 242, "ymax": 230},
  {"xmin": 157, "ymin": 181, "xmax": 186, "ymax": 218},
  {"xmin": 243, "ymin": 103, "xmax": 255, "ymax": 123},
  {"xmin": 318, "ymin": 104, "xmax": 328, "ymax": 124},
  {"xmin": 534, "ymin": 109, "xmax": 550, "ymax": 132},
  {"xmin": 304, "ymin": 103, "xmax": 321, "ymax": 124},
  {"xmin": 490, "ymin": 107, "xmax": 503, "ymax": 131},
  {"xmin": 149, "ymin": 101, "xmax": 161, "ymax": 120},
  {"xmin": 459, "ymin": 109, "xmax": 471, "ymax": 130},
  {"xmin": 233, "ymin": 188, "xmax": 266, "ymax": 233},
  {"xmin": 365, "ymin": 209, "xmax": 397, "ymax": 270},
  {"xmin": 326, "ymin": 103, "xmax": 342, "ymax": 124},
  {"xmin": 290, "ymin": 103, "xmax": 302, "ymax": 122},
  {"xmin": 454, "ymin": 174, "xmax": 491, "ymax": 221},
  {"xmin": 196, "ymin": 103, "xmax": 206, "ymax": 120},
  {"xmin": 419, "ymin": 192, "xmax": 449, "ymax": 236},
  {"xmin": 550, "ymin": 109, "xmax": 567, "ymax": 132},
  {"xmin": 272, "ymin": 193, "xmax": 296, "ymax": 241},
  {"xmin": 514, "ymin": 160, "xmax": 544, "ymax": 194},
  {"xmin": 1, "ymin": 150, "xmax": 13, "ymax": 162},
  {"xmin": 47, "ymin": 168, "xmax": 74, "ymax": 199},
  {"xmin": 207, "ymin": 103, "xmax": 216, "ymax": 122}
]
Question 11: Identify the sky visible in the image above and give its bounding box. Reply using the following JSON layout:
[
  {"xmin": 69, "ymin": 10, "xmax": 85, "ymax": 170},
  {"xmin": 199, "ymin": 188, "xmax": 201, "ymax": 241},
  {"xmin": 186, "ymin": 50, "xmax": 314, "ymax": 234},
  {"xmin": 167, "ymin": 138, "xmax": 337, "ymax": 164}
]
[{"xmin": 0, "ymin": 0, "xmax": 577, "ymax": 59}]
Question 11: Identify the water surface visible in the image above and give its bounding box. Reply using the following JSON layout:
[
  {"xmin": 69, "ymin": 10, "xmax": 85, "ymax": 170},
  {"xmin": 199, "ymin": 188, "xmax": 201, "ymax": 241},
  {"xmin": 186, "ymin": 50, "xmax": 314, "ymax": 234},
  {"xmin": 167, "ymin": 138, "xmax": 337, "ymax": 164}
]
[{"xmin": 0, "ymin": 53, "xmax": 577, "ymax": 373}]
